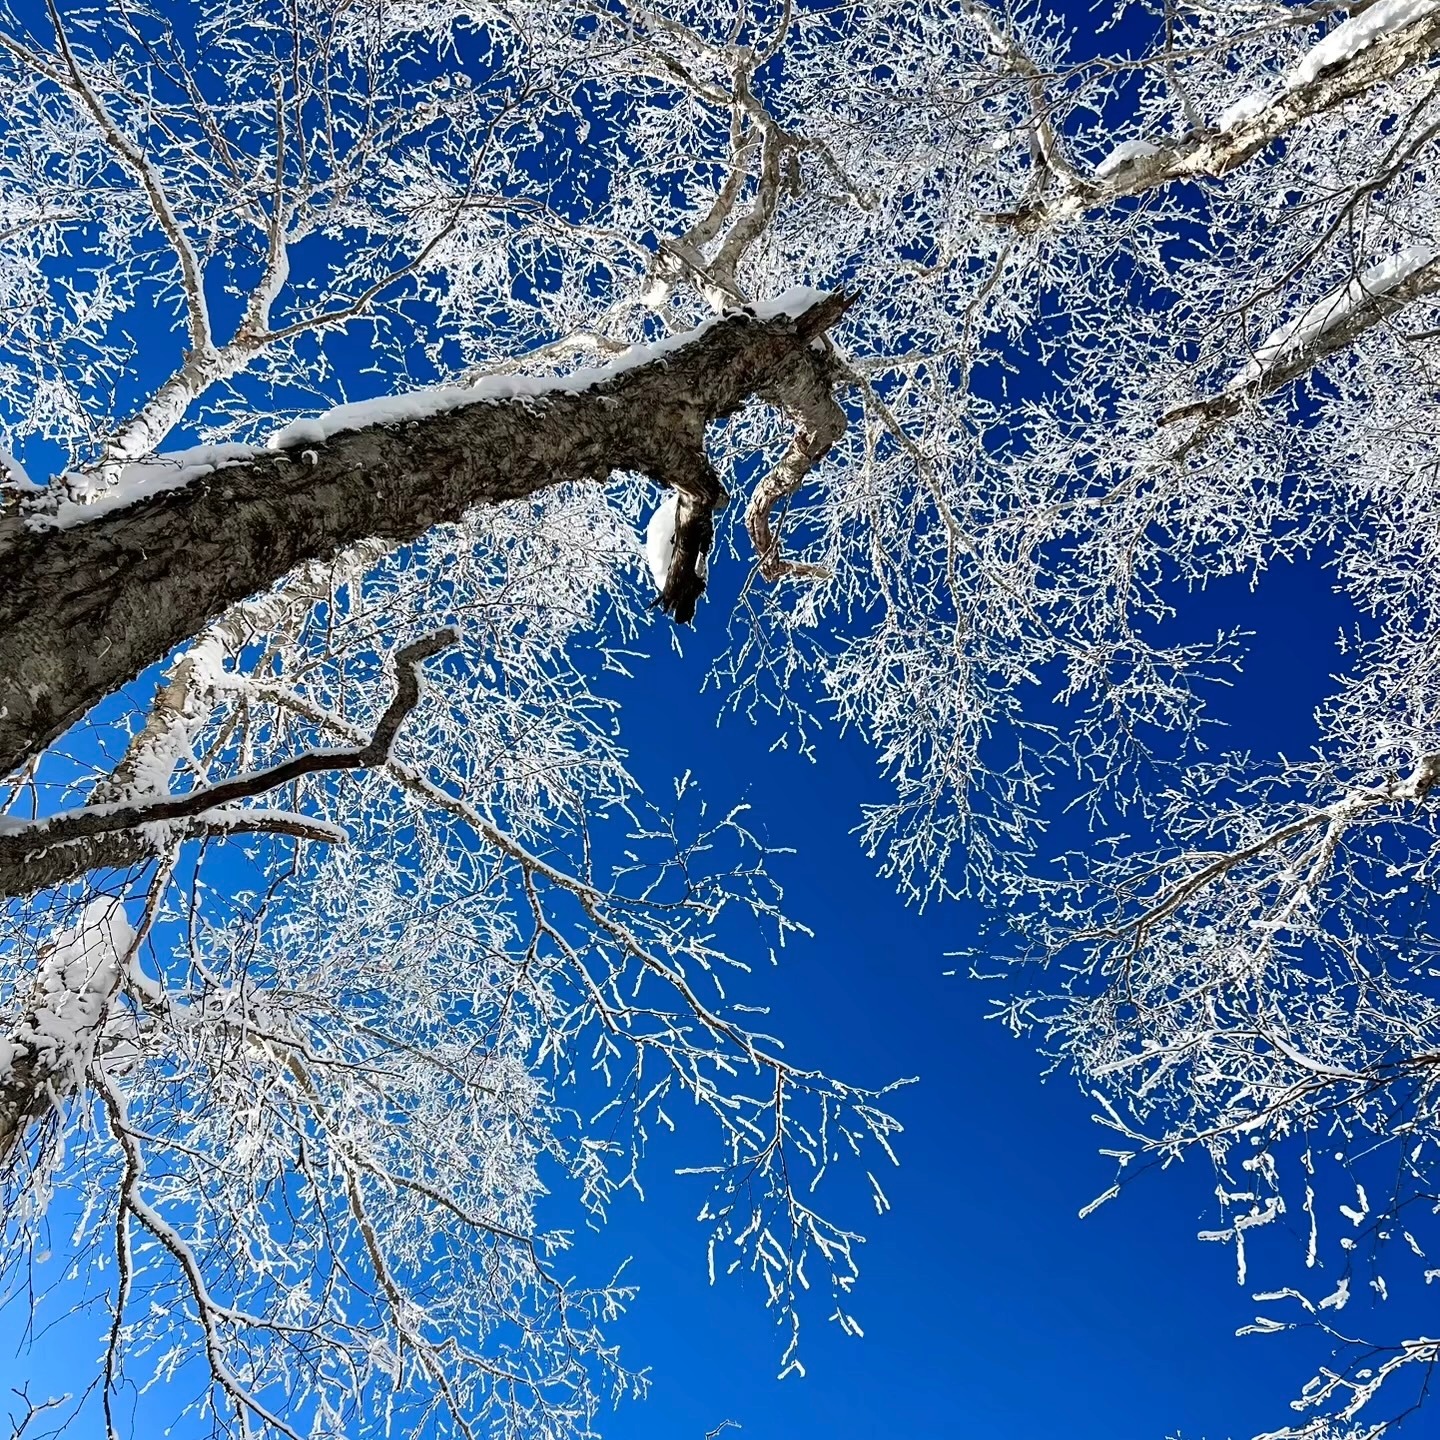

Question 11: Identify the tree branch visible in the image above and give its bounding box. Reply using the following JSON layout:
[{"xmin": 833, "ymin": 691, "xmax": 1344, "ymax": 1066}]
[
  {"xmin": 29, "ymin": 0, "xmax": 211, "ymax": 355},
  {"xmin": 993, "ymin": 5, "xmax": 1440, "ymax": 230},
  {"xmin": 1161, "ymin": 252, "xmax": 1440, "ymax": 428},
  {"xmin": 0, "ymin": 292, "xmax": 854, "ymax": 781},
  {"xmin": 0, "ymin": 631, "xmax": 453, "ymax": 896}
]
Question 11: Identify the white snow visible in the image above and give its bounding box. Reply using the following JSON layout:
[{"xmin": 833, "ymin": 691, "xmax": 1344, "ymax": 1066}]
[
  {"xmin": 1289, "ymin": 0, "xmax": 1440, "ymax": 87},
  {"xmin": 644, "ymin": 490, "xmax": 679, "ymax": 589},
  {"xmin": 0, "ymin": 445, "xmax": 37, "ymax": 492},
  {"xmin": 1339, "ymin": 1182, "xmax": 1371, "ymax": 1226},
  {"xmin": 23, "ymin": 287, "xmax": 836, "ymax": 530},
  {"xmin": 1094, "ymin": 139, "xmax": 1160, "ymax": 179},
  {"xmin": 27, "ymin": 443, "xmax": 257, "ymax": 532},
  {"xmin": 1218, "ymin": 91, "xmax": 1269, "ymax": 132},
  {"xmin": 746, "ymin": 285, "xmax": 832, "ymax": 320},
  {"xmin": 1219, "ymin": 0, "xmax": 1440, "ymax": 130},
  {"xmin": 0, "ymin": 898, "xmax": 133, "ymax": 1090},
  {"xmin": 1230, "ymin": 243, "xmax": 1439, "ymax": 387},
  {"xmin": 269, "ymin": 287, "xmax": 835, "ymax": 450}
]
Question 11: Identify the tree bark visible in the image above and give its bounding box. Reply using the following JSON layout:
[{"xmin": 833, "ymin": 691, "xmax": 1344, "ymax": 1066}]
[{"xmin": 0, "ymin": 294, "xmax": 851, "ymax": 780}]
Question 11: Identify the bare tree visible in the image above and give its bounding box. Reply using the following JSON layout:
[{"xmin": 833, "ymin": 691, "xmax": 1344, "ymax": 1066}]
[{"xmin": 6, "ymin": 0, "xmax": 1440, "ymax": 1436}]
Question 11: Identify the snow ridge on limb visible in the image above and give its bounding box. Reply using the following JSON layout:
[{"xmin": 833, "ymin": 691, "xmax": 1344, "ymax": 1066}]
[
  {"xmin": 1161, "ymin": 246, "xmax": 1440, "ymax": 426},
  {"xmin": 990, "ymin": 0, "xmax": 1440, "ymax": 230},
  {"xmin": 0, "ymin": 292, "xmax": 854, "ymax": 781}
]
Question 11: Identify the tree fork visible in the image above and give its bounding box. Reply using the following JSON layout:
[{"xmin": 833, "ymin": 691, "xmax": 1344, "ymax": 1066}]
[{"xmin": 0, "ymin": 293, "xmax": 853, "ymax": 780}]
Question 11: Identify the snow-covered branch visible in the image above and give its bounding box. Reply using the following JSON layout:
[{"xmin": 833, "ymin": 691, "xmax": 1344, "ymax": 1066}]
[
  {"xmin": 1164, "ymin": 245, "xmax": 1440, "ymax": 425},
  {"xmin": 0, "ymin": 897, "xmax": 134, "ymax": 1164},
  {"xmin": 993, "ymin": 0, "xmax": 1440, "ymax": 229},
  {"xmin": 0, "ymin": 292, "xmax": 851, "ymax": 781},
  {"xmin": 0, "ymin": 631, "xmax": 452, "ymax": 896}
]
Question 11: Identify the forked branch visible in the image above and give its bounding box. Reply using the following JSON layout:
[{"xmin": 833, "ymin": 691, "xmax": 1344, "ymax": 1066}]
[{"xmin": 0, "ymin": 632, "xmax": 455, "ymax": 896}]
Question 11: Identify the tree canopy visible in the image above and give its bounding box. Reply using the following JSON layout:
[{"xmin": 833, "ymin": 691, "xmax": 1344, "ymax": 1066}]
[{"xmin": 3, "ymin": 0, "xmax": 1440, "ymax": 1436}]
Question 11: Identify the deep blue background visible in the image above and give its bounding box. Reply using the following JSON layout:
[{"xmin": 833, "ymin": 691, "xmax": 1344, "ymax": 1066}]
[
  {"xmin": 5, "ymin": 486, "xmax": 1425, "ymax": 1440},
  {"xmin": 1, "ymin": 0, "xmax": 1429, "ymax": 1408},
  {"xmin": 545, "ymin": 544, "xmax": 1397, "ymax": 1440}
]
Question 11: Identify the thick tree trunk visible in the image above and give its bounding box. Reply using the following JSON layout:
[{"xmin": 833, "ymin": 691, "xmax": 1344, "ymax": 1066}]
[{"xmin": 0, "ymin": 295, "xmax": 849, "ymax": 780}]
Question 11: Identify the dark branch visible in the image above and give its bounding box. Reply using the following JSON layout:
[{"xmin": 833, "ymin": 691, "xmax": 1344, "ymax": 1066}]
[
  {"xmin": 0, "ymin": 630, "xmax": 454, "ymax": 897},
  {"xmin": 0, "ymin": 294, "xmax": 854, "ymax": 779}
]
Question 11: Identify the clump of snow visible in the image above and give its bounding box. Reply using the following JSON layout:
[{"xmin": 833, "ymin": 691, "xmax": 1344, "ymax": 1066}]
[
  {"xmin": 0, "ymin": 445, "xmax": 38, "ymax": 492},
  {"xmin": 1230, "ymin": 243, "xmax": 1439, "ymax": 387},
  {"xmin": 1289, "ymin": 0, "xmax": 1440, "ymax": 87},
  {"xmin": 1094, "ymin": 138, "xmax": 1160, "ymax": 179},
  {"xmin": 27, "ymin": 443, "xmax": 257, "ymax": 532},
  {"xmin": 1218, "ymin": 91, "xmax": 1269, "ymax": 132},
  {"xmin": 644, "ymin": 491, "xmax": 679, "ymax": 590},
  {"xmin": 270, "ymin": 287, "xmax": 835, "ymax": 451},
  {"xmin": 1, "ymin": 898, "xmax": 133, "ymax": 1092},
  {"xmin": 1219, "ymin": 0, "xmax": 1440, "ymax": 130},
  {"xmin": 747, "ymin": 285, "xmax": 832, "ymax": 320}
]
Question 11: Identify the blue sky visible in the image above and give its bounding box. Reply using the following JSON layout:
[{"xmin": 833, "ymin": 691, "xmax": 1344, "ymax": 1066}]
[
  {"xmin": 528, "ymin": 545, "xmax": 1395, "ymax": 1440},
  {"xmin": 4, "ymin": 405, "xmax": 1422, "ymax": 1440},
  {"xmin": 1, "ymin": 493, "xmax": 1386, "ymax": 1440}
]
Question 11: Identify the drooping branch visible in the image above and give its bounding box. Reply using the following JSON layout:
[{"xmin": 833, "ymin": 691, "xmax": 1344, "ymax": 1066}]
[
  {"xmin": 0, "ymin": 292, "xmax": 854, "ymax": 782},
  {"xmin": 0, "ymin": 632, "xmax": 454, "ymax": 897},
  {"xmin": 746, "ymin": 342, "xmax": 849, "ymax": 583}
]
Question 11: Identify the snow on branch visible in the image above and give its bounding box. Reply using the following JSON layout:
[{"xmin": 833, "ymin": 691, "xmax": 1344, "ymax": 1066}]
[
  {"xmin": 1287, "ymin": 0, "xmax": 1440, "ymax": 92},
  {"xmin": 1162, "ymin": 245, "xmax": 1440, "ymax": 426},
  {"xmin": 265, "ymin": 287, "xmax": 835, "ymax": 452},
  {"xmin": 992, "ymin": 0, "xmax": 1440, "ymax": 229},
  {"xmin": 0, "ymin": 291, "xmax": 854, "ymax": 782},
  {"xmin": 0, "ymin": 897, "xmax": 134, "ymax": 1165},
  {"xmin": 1226, "ymin": 243, "xmax": 1439, "ymax": 387}
]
